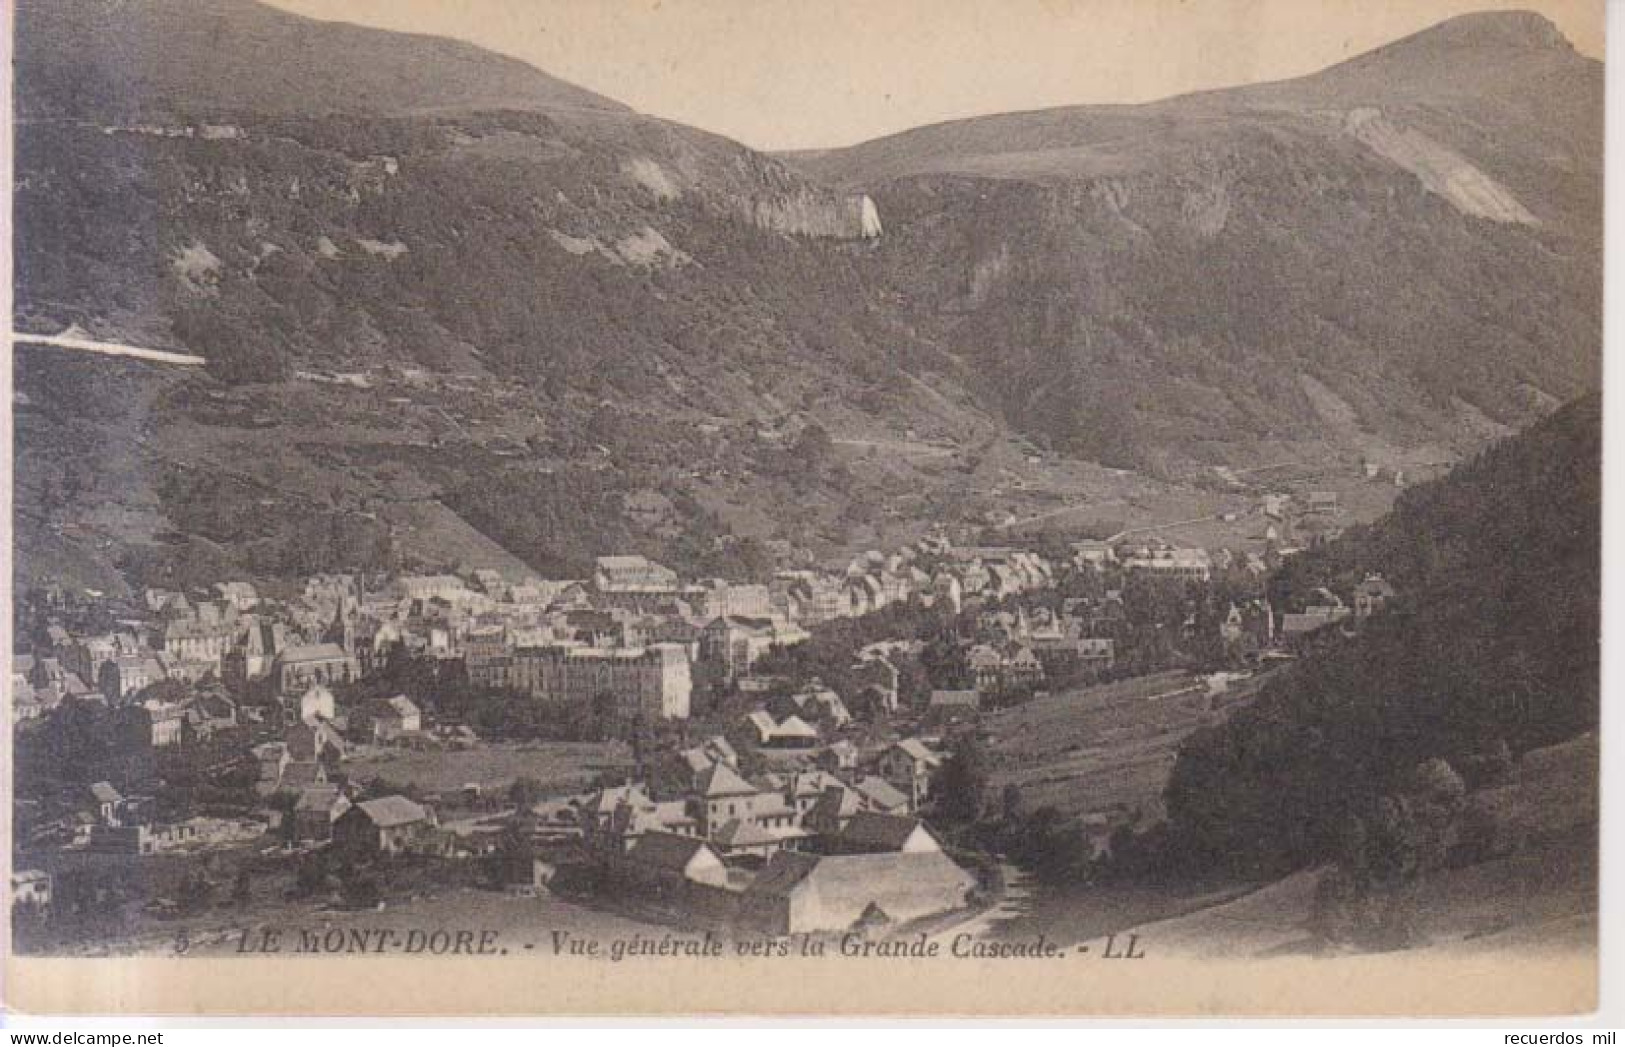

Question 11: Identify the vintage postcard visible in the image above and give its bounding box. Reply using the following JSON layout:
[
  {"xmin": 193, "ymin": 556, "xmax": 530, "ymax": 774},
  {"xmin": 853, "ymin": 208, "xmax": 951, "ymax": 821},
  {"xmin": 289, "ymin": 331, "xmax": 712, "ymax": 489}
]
[{"xmin": 3, "ymin": 0, "xmax": 1603, "ymax": 1018}]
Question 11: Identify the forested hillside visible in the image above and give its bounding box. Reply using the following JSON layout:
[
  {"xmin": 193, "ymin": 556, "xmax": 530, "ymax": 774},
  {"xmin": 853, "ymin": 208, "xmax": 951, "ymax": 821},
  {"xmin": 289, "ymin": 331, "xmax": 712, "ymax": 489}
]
[
  {"xmin": 11, "ymin": 0, "xmax": 1013, "ymax": 593},
  {"xmin": 1161, "ymin": 394, "xmax": 1600, "ymax": 876},
  {"xmin": 12, "ymin": 1, "xmax": 1604, "ymax": 596}
]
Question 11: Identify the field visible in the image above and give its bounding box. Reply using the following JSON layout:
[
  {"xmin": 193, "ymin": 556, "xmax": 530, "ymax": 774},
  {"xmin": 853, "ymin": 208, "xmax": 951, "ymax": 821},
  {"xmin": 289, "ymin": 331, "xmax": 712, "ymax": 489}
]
[
  {"xmin": 344, "ymin": 740, "xmax": 632, "ymax": 798},
  {"xmin": 984, "ymin": 670, "xmax": 1272, "ymax": 831}
]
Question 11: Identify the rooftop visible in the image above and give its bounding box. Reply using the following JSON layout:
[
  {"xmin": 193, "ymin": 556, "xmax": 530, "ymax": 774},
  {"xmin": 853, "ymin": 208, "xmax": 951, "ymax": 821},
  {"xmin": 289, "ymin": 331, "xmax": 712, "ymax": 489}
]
[
  {"xmin": 355, "ymin": 795, "xmax": 429, "ymax": 827},
  {"xmin": 626, "ymin": 830, "xmax": 717, "ymax": 871},
  {"xmin": 839, "ymin": 811, "xmax": 929, "ymax": 852}
]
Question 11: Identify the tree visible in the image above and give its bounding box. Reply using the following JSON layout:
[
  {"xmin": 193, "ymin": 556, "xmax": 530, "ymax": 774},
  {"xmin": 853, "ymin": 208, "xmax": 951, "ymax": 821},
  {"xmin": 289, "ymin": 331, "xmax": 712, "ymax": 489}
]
[
  {"xmin": 176, "ymin": 869, "xmax": 214, "ymax": 914},
  {"xmin": 97, "ymin": 661, "xmax": 122, "ymax": 703},
  {"xmin": 1001, "ymin": 783, "xmax": 1024, "ymax": 823},
  {"xmin": 920, "ymin": 633, "xmax": 972, "ymax": 691},
  {"xmin": 231, "ymin": 868, "xmax": 253, "ymax": 909},
  {"xmin": 932, "ymin": 735, "xmax": 990, "ymax": 826},
  {"xmin": 481, "ymin": 821, "xmax": 536, "ymax": 889},
  {"xmin": 591, "ymin": 692, "xmax": 620, "ymax": 741},
  {"xmin": 270, "ymin": 790, "xmax": 300, "ymax": 846},
  {"xmin": 506, "ymin": 776, "xmax": 542, "ymax": 811},
  {"xmin": 293, "ymin": 852, "xmax": 331, "ymax": 899},
  {"xmin": 1309, "ymin": 760, "xmax": 1466, "ymax": 951},
  {"xmin": 338, "ymin": 864, "xmax": 380, "ymax": 910}
]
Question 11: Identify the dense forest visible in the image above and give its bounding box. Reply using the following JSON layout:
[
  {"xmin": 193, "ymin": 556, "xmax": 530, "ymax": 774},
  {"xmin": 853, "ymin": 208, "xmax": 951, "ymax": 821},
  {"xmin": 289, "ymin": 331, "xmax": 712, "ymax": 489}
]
[{"xmin": 1159, "ymin": 394, "xmax": 1600, "ymax": 877}]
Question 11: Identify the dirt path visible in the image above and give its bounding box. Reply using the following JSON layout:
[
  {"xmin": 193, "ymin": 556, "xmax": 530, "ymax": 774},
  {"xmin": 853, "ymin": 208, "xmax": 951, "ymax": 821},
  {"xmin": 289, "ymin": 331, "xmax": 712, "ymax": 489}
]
[
  {"xmin": 930, "ymin": 862, "xmax": 1031, "ymax": 943},
  {"xmin": 994, "ymin": 501, "xmax": 1128, "ymax": 532}
]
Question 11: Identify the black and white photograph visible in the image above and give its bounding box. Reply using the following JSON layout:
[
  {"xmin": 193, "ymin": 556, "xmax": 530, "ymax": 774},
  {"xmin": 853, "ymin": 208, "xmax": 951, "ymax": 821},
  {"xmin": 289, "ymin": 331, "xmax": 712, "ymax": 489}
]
[{"xmin": 2, "ymin": 0, "xmax": 1606, "ymax": 1018}]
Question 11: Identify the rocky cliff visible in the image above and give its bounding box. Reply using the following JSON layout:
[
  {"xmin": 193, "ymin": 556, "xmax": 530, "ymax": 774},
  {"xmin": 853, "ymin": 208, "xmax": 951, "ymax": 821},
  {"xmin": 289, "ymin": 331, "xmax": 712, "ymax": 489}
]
[{"xmin": 794, "ymin": 11, "xmax": 1602, "ymax": 469}]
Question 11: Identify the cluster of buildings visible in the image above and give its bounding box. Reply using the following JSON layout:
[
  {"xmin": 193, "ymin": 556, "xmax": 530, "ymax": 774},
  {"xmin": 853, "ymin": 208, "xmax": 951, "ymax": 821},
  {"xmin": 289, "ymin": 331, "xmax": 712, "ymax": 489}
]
[
  {"xmin": 14, "ymin": 483, "xmax": 1430, "ymax": 944},
  {"xmin": 27, "ymin": 778, "xmax": 266, "ymax": 861},
  {"xmin": 12, "ymin": 508, "xmax": 1408, "ymax": 936},
  {"xmin": 827, "ymin": 542, "xmax": 1054, "ymax": 620},
  {"xmin": 963, "ymin": 604, "xmax": 1121, "ymax": 697},
  {"xmin": 13, "ymin": 533, "xmax": 1068, "ymax": 734},
  {"xmin": 1066, "ymin": 532, "xmax": 1397, "ymax": 658},
  {"xmin": 1255, "ymin": 489, "xmax": 1348, "ymax": 553},
  {"xmin": 9, "ymin": 538, "xmax": 1056, "ymax": 880},
  {"xmin": 229, "ymin": 688, "xmax": 979, "ymax": 937},
  {"xmin": 576, "ymin": 730, "xmax": 975, "ymax": 934},
  {"xmin": 1075, "ymin": 538, "xmax": 1272, "ymax": 581},
  {"xmin": 1279, "ymin": 575, "xmax": 1396, "ymax": 641}
]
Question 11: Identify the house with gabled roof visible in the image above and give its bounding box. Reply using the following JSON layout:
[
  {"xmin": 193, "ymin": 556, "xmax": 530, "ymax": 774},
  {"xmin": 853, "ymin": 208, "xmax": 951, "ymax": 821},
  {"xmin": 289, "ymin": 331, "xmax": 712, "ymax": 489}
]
[
  {"xmin": 615, "ymin": 831, "xmax": 729, "ymax": 894},
  {"xmin": 878, "ymin": 739, "xmax": 942, "ymax": 807},
  {"xmin": 691, "ymin": 762, "xmax": 763, "ymax": 835},
  {"xmin": 1354, "ymin": 574, "xmax": 1397, "ymax": 619},
  {"xmin": 697, "ymin": 734, "xmax": 738, "ymax": 767},
  {"xmin": 765, "ymin": 769, "xmax": 845, "ymax": 818},
  {"xmin": 371, "ymin": 694, "xmax": 422, "ymax": 742},
  {"xmin": 744, "ymin": 709, "xmax": 780, "ymax": 746},
  {"xmin": 849, "ymin": 653, "xmax": 899, "ymax": 713},
  {"xmin": 850, "ymin": 775, "xmax": 911, "ymax": 816},
  {"xmin": 292, "ymin": 784, "xmax": 351, "ymax": 843},
  {"xmin": 333, "ymin": 795, "xmax": 434, "ymax": 855},
  {"xmin": 788, "ymin": 683, "xmax": 851, "ymax": 729},
  {"xmin": 584, "ymin": 783, "xmax": 656, "ymax": 824},
  {"xmin": 582, "ymin": 782, "xmax": 682, "ymax": 845},
  {"xmin": 828, "ymin": 812, "xmax": 942, "ymax": 855},
  {"xmin": 609, "ymin": 795, "xmax": 697, "ymax": 845},
  {"xmin": 740, "ymin": 848, "xmax": 977, "ymax": 935},
  {"xmin": 274, "ymin": 643, "xmax": 357, "ymax": 695},
  {"xmin": 710, "ymin": 818, "xmax": 783, "ymax": 860},
  {"xmin": 593, "ymin": 555, "xmax": 680, "ymax": 593},
  {"xmin": 747, "ymin": 709, "xmax": 820, "ymax": 750},
  {"xmin": 804, "ymin": 785, "xmax": 867, "ymax": 837},
  {"xmin": 818, "ymin": 739, "xmax": 860, "ymax": 772}
]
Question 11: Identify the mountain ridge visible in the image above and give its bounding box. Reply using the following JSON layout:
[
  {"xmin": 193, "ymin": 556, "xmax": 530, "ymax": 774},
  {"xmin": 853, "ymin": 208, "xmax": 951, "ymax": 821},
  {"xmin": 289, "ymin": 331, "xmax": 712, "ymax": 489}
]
[
  {"xmin": 16, "ymin": 0, "xmax": 629, "ymax": 120},
  {"xmin": 10, "ymin": 2, "xmax": 1604, "ymax": 594},
  {"xmin": 785, "ymin": 8, "xmax": 1600, "ymax": 467},
  {"xmin": 790, "ymin": 11, "xmax": 1596, "ymax": 186}
]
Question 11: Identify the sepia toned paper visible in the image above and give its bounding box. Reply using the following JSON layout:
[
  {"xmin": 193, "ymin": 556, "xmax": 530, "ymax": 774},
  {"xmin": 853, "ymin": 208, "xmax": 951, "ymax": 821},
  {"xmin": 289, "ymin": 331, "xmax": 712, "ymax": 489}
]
[{"xmin": 3, "ymin": 0, "xmax": 1604, "ymax": 1018}]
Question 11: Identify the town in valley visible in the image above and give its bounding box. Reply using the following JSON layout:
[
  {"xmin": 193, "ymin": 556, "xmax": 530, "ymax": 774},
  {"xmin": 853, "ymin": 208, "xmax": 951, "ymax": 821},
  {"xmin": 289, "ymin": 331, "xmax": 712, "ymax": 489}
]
[{"xmin": 11, "ymin": 483, "xmax": 1393, "ymax": 954}]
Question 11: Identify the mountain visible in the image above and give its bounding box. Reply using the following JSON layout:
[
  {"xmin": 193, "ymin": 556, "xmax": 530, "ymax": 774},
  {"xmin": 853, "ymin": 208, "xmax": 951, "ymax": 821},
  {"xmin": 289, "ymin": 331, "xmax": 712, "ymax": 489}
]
[
  {"xmin": 16, "ymin": 0, "xmax": 629, "ymax": 119},
  {"xmin": 792, "ymin": 11, "xmax": 1602, "ymax": 470},
  {"xmin": 13, "ymin": 0, "xmax": 1123, "ymax": 595},
  {"xmin": 10, "ymin": 3, "xmax": 1603, "ymax": 597},
  {"xmin": 1161, "ymin": 392, "xmax": 1600, "ymax": 876}
]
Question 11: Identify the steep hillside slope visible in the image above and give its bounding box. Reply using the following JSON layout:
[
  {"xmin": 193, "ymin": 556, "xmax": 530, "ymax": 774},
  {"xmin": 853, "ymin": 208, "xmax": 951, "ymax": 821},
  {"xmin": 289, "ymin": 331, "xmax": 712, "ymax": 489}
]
[
  {"xmin": 11, "ymin": 0, "xmax": 1112, "ymax": 592},
  {"xmin": 795, "ymin": 12, "xmax": 1602, "ymax": 470},
  {"xmin": 16, "ymin": 0, "xmax": 628, "ymax": 119},
  {"xmin": 1161, "ymin": 393, "xmax": 1600, "ymax": 876},
  {"xmin": 12, "ymin": 4, "xmax": 1602, "ymax": 594}
]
